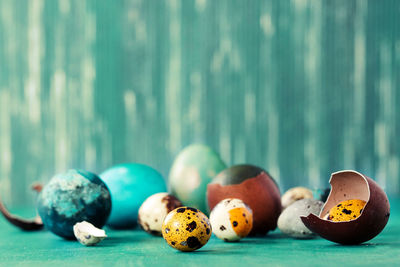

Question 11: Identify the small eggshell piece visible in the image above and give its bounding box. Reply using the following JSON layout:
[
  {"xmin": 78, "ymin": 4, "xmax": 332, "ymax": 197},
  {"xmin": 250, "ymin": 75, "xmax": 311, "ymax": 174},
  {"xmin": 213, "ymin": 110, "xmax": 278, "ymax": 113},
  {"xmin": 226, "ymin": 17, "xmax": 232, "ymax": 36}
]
[
  {"xmin": 73, "ymin": 221, "xmax": 107, "ymax": 246},
  {"xmin": 278, "ymin": 199, "xmax": 324, "ymax": 239},
  {"xmin": 162, "ymin": 207, "xmax": 211, "ymax": 252},
  {"xmin": 281, "ymin": 187, "xmax": 313, "ymax": 209},
  {"xmin": 210, "ymin": 198, "xmax": 253, "ymax": 242}
]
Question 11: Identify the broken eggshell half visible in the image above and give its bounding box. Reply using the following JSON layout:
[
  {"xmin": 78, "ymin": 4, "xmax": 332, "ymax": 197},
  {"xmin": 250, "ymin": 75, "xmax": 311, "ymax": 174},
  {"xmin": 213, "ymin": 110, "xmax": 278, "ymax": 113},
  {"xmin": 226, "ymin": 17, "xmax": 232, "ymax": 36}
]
[
  {"xmin": 207, "ymin": 164, "xmax": 281, "ymax": 236},
  {"xmin": 0, "ymin": 183, "xmax": 44, "ymax": 231},
  {"xmin": 301, "ymin": 170, "xmax": 390, "ymax": 245},
  {"xmin": 0, "ymin": 200, "xmax": 43, "ymax": 231}
]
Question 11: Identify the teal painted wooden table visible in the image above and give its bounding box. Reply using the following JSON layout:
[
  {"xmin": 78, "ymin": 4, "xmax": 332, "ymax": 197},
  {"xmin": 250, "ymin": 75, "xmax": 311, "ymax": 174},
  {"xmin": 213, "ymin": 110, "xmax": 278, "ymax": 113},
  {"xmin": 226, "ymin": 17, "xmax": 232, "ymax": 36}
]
[{"xmin": 1, "ymin": 199, "xmax": 399, "ymax": 267}]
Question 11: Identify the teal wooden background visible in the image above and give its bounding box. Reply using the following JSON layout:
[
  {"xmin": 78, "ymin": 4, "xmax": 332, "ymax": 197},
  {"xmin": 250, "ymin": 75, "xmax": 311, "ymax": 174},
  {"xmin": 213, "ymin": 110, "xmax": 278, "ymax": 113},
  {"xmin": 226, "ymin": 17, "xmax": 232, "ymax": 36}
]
[{"xmin": 0, "ymin": 0, "xmax": 399, "ymax": 206}]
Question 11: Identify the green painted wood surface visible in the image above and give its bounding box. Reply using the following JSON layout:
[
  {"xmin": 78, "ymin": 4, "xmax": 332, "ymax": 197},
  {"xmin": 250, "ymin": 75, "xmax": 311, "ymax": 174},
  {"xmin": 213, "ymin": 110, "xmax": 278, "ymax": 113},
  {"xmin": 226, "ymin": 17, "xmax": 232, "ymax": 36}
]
[
  {"xmin": 0, "ymin": 198, "xmax": 399, "ymax": 266},
  {"xmin": 1, "ymin": 0, "xmax": 400, "ymax": 206}
]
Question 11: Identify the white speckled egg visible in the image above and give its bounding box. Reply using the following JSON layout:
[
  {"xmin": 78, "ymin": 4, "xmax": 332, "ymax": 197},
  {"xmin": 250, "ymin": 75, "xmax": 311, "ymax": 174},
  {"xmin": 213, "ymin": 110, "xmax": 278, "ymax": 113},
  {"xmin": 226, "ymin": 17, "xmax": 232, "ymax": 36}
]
[
  {"xmin": 138, "ymin": 192, "xmax": 182, "ymax": 236},
  {"xmin": 209, "ymin": 198, "xmax": 253, "ymax": 242},
  {"xmin": 277, "ymin": 198, "xmax": 323, "ymax": 239}
]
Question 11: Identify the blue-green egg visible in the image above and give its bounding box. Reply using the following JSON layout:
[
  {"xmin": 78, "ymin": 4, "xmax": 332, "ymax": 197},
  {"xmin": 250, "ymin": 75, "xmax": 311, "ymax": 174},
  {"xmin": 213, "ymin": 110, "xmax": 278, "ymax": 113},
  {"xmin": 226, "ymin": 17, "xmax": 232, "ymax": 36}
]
[
  {"xmin": 37, "ymin": 169, "xmax": 111, "ymax": 239},
  {"xmin": 100, "ymin": 163, "xmax": 167, "ymax": 229},
  {"xmin": 168, "ymin": 144, "xmax": 226, "ymax": 213}
]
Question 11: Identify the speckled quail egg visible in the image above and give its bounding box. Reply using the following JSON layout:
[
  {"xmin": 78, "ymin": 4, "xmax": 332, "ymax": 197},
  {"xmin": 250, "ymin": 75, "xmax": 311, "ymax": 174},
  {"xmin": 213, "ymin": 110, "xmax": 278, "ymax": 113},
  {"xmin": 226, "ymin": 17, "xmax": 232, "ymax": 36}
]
[
  {"xmin": 138, "ymin": 192, "xmax": 182, "ymax": 236},
  {"xmin": 207, "ymin": 164, "xmax": 281, "ymax": 236},
  {"xmin": 278, "ymin": 198, "xmax": 324, "ymax": 239},
  {"xmin": 162, "ymin": 207, "xmax": 211, "ymax": 252},
  {"xmin": 209, "ymin": 198, "xmax": 253, "ymax": 242},
  {"xmin": 281, "ymin": 187, "xmax": 313, "ymax": 209}
]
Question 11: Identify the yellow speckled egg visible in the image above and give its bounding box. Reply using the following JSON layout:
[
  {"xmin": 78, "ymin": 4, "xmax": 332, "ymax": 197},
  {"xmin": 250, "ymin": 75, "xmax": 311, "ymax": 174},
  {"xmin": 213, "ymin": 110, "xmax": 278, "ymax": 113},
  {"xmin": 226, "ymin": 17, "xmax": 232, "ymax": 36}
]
[
  {"xmin": 162, "ymin": 207, "xmax": 211, "ymax": 252},
  {"xmin": 210, "ymin": 198, "xmax": 253, "ymax": 242},
  {"xmin": 328, "ymin": 199, "xmax": 366, "ymax": 222}
]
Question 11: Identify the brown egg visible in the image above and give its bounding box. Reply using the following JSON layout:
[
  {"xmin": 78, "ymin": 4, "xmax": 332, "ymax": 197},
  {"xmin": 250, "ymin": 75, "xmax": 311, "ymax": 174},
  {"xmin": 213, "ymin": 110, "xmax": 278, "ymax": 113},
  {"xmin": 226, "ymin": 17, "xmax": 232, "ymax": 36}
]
[
  {"xmin": 301, "ymin": 170, "xmax": 390, "ymax": 244},
  {"xmin": 207, "ymin": 164, "xmax": 281, "ymax": 236}
]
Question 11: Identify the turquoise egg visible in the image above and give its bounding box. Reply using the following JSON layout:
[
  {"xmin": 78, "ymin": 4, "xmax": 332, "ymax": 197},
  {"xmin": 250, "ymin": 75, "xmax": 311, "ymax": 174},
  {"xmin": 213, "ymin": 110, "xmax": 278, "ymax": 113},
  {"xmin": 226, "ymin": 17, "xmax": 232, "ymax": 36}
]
[
  {"xmin": 168, "ymin": 144, "xmax": 226, "ymax": 213},
  {"xmin": 100, "ymin": 163, "xmax": 167, "ymax": 229}
]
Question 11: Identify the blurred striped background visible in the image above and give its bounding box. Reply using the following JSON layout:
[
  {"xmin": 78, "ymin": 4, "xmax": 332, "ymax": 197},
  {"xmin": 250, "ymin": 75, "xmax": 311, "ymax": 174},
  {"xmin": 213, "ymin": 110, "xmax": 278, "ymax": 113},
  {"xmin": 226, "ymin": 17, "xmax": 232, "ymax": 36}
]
[{"xmin": 0, "ymin": 0, "xmax": 399, "ymax": 206}]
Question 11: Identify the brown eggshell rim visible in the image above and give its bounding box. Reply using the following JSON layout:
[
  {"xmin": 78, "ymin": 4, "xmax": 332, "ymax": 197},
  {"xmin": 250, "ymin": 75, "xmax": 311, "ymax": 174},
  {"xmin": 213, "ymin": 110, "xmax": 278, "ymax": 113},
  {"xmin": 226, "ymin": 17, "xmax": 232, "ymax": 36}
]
[
  {"xmin": 0, "ymin": 198, "xmax": 43, "ymax": 231},
  {"xmin": 300, "ymin": 170, "xmax": 391, "ymax": 244},
  {"xmin": 0, "ymin": 182, "xmax": 44, "ymax": 231}
]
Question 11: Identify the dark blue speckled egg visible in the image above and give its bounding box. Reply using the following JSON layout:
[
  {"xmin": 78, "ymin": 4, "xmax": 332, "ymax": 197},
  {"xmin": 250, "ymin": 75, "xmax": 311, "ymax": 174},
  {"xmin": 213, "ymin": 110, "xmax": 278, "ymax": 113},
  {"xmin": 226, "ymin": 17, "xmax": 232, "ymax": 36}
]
[{"xmin": 37, "ymin": 169, "xmax": 111, "ymax": 239}]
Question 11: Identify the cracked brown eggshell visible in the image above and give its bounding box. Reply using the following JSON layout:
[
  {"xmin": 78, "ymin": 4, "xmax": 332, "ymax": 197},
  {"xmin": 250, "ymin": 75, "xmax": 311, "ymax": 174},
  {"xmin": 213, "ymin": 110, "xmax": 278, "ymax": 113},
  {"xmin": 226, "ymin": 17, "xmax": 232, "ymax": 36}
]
[
  {"xmin": 0, "ymin": 200, "xmax": 43, "ymax": 231},
  {"xmin": 301, "ymin": 170, "xmax": 390, "ymax": 245},
  {"xmin": 207, "ymin": 164, "xmax": 281, "ymax": 236},
  {"xmin": 0, "ymin": 183, "xmax": 44, "ymax": 231}
]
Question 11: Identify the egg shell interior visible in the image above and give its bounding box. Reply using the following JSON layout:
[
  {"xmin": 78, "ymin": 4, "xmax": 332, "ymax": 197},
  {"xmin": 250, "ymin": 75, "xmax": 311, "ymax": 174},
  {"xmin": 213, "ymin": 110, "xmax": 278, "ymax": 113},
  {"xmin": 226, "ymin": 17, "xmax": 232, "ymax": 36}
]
[
  {"xmin": 319, "ymin": 171, "xmax": 370, "ymax": 220},
  {"xmin": 301, "ymin": 170, "xmax": 390, "ymax": 245}
]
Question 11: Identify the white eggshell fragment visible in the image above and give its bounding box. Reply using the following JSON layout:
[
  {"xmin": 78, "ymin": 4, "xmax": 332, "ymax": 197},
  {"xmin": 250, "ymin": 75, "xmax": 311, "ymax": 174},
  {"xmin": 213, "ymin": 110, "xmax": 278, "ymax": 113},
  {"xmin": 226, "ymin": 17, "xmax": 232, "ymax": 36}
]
[
  {"xmin": 138, "ymin": 192, "xmax": 182, "ymax": 236},
  {"xmin": 277, "ymin": 199, "xmax": 323, "ymax": 239},
  {"xmin": 73, "ymin": 221, "xmax": 107, "ymax": 246},
  {"xmin": 210, "ymin": 198, "xmax": 253, "ymax": 242},
  {"xmin": 281, "ymin": 187, "xmax": 313, "ymax": 209}
]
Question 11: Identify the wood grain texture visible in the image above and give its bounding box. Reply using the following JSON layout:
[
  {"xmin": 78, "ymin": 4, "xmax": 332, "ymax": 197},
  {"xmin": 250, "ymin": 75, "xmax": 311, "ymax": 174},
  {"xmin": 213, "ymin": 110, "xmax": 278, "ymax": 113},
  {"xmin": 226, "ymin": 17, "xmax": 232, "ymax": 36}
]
[{"xmin": 0, "ymin": 0, "xmax": 399, "ymax": 206}]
